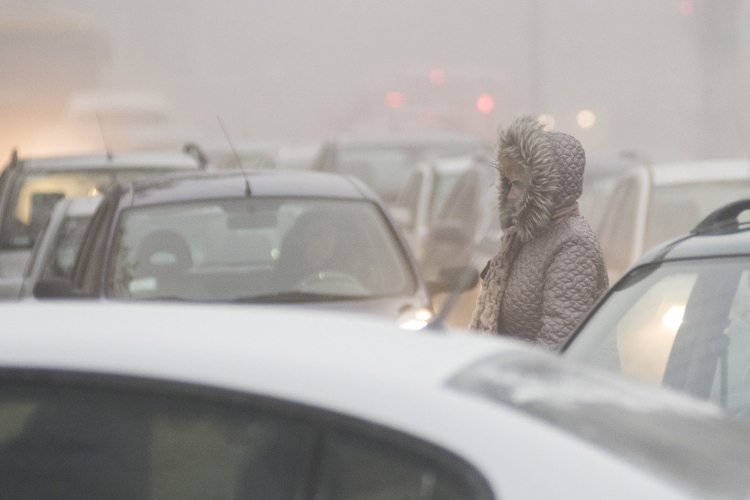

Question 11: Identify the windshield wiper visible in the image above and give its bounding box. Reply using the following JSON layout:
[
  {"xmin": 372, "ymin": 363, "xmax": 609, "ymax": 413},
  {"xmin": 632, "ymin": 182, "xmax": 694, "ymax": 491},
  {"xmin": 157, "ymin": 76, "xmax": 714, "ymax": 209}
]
[{"xmin": 235, "ymin": 291, "xmax": 370, "ymax": 304}]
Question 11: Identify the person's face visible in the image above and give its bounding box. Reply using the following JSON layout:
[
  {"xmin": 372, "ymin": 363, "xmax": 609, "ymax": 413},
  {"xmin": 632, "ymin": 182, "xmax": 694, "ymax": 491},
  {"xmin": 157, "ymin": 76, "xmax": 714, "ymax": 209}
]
[{"xmin": 506, "ymin": 170, "xmax": 526, "ymax": 201}]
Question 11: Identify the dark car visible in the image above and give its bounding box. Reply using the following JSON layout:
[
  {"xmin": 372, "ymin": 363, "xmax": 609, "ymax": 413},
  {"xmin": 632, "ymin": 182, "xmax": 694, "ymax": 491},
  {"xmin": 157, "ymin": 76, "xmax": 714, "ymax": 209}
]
[
  {"xmin": 0, "ymin": 152, "xmax": 203, "ymax": 298},
  {"xmin": 312, "ymin": 135, "xmax": 486, "ymax": 205},
  {"xmin": 36, "ymin": 170, "xmax": 475, "ymax": 327},
  {"xmin": 562, "ymin": 199, "xmax": 750, "ymax": 422}
]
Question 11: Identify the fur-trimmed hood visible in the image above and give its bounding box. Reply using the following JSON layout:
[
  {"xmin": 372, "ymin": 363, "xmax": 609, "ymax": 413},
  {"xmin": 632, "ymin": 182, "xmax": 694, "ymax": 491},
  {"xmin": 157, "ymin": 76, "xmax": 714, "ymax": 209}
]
[{"xmin": 497, "ymin": 116, "xmax": 585, "ymax": 242}]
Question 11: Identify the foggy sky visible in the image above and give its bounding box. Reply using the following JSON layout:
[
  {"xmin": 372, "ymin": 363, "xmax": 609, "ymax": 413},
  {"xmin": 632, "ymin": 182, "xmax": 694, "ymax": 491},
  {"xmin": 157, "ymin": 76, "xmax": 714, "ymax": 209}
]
[{"xmin": 2, "ymin": 0, "xmax": 749, "ymax": 163}]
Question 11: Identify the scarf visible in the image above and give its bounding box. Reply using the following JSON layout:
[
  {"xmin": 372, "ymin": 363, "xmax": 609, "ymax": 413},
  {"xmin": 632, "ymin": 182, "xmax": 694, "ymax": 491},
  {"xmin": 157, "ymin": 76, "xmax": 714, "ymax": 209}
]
[{"xmin": 469, "ymin": 202, "xmax": 580, "ymax": 333}]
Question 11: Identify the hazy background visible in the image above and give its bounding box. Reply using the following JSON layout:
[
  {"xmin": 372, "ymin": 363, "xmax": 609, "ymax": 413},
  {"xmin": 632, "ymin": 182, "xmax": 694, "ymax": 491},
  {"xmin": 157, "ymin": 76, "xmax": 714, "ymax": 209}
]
[{"xmin": 1, "ymin": 0, "xmax": 748, "ymax": 163}]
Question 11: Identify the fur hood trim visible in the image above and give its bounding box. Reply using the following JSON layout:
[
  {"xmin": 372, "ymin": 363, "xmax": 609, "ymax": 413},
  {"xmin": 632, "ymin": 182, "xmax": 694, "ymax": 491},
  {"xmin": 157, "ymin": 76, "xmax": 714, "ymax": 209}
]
[{"xmin": 497, "ymin": 117, "xmax": 559, "ymax": 242}]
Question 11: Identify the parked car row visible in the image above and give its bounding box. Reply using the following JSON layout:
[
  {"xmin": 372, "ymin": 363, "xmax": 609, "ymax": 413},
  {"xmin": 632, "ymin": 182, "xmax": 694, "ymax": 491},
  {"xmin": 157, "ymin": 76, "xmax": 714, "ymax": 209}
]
[{"xmin": 4, "ymin": 142, "xmax": 750, "ymax": 498}]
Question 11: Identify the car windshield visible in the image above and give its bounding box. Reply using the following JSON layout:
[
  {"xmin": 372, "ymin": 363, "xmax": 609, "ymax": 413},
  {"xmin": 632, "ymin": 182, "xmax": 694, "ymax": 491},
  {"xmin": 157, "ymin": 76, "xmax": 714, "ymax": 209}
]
[
  {"xmin": 644, "ymin": 181, "xmax": 750, "ymax": 251},
  {"xmin": 107, "ymin": 197, "xmax": 416, "ymax": 302},
  {"xmin": 336, "ymin": 144, "xmax": 478, "ymax": 204},
  {"xmin": 0, "ymin": 169, "xmax": 183, "ymax": 250},
  {"xmin": 565, "ymin": 257, "xmax": 750, "ymax": 421},
  {"xmin": 40, "ymin": 214, "xmax": 95, "ymax": 281}
]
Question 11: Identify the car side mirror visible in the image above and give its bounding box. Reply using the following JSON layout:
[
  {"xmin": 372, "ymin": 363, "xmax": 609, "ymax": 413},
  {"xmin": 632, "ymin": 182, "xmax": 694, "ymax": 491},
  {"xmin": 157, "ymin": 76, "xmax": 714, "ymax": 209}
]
[
  {"xmin": 33, "ymin": 278, "xmax": 84, "ymax": 299},
  {"xmin": 426, "ymin": 265, "xmax": 479, "ymax": 296}
]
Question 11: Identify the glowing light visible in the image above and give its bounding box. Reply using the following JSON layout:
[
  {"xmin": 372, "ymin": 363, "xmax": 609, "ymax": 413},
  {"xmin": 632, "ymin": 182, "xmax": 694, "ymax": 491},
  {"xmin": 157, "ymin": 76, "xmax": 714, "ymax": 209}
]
[
  {"xmin": 678, "ymin": 0, "xmax": 694, "ymax": 17},
  {"xmin": 662, "ymin": 306, "xmax": 685, "ymax": 330},
  {"xmin": 429, "ymin": 68, "xmax": 445, "ymax": 85},
  {"xmin": 399, "ymin": 308, "xmax": 432, "ymax": 330},
  {"xmin": 88, "ymin": 187, "xmax": 100, "ymax": 197},
  {"xmin": 537, "ymin": 114, "xmax": 555, "ymax": 131},
  {"xmin": 415, "ymin": 309, "xmax": 433, "ymax": 321},
  {"xmin": 400, "ymin": 319, "xmax": 428, "ymax": 330},
  {"xmin": 577, "ymin": 109, "xmax": 597, "ymax": 129},
  {"xmin": 386, "ymin": 92, "xmax": 405, "ymax": 108},
  {"xmin": 476, "ymin": 94, "xmax": 494, "ymax": 114},
  {"xmin": 418, "ymin": 107, "xmax": 438, "ymax": 122}
]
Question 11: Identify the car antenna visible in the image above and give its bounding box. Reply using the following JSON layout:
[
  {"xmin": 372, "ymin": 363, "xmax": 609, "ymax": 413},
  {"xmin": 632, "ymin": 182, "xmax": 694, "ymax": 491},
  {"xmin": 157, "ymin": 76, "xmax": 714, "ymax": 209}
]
[
  {"xmin": 217, "ymin": 116, "xmax": 251, "ymax": 196},
  {"xmin": 95, "ymin": 112, "xmax": 113, "ymax": 161}
]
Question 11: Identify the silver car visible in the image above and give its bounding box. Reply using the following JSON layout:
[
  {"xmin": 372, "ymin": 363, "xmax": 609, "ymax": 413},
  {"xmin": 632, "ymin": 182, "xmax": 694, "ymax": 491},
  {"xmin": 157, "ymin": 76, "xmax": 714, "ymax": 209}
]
[{"xmin": 0, "ymin": 152, "xmax": 202, "ymax": 298}]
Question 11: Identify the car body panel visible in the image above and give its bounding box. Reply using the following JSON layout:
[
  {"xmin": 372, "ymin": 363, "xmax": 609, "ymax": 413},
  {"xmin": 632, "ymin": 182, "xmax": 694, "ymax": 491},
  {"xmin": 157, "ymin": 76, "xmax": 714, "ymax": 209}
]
[{"xmin": 0, "ymin": 301, "xmax": 739, "ymax": 499}]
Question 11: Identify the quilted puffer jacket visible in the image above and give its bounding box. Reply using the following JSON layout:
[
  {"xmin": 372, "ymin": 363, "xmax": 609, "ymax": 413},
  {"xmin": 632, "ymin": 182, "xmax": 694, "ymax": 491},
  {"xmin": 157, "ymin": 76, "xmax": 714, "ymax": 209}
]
[{"xmin": 481, "ymin": 118, "xmax": 608, "ymax": 349}]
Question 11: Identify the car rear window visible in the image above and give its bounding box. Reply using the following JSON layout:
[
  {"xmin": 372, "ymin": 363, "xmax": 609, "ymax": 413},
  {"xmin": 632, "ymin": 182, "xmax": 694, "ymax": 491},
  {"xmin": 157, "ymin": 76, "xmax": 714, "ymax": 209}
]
[{"xmin": 0, "ymin": 169, "xmax": 185, "ymax": 250}]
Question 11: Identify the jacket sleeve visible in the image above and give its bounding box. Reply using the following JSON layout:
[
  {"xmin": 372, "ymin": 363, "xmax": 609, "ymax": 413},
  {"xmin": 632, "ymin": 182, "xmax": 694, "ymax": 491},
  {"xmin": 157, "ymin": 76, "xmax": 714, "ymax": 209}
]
[{"xmin": 538, "ymin": 239, "xmax": 602, "ymax": 350}]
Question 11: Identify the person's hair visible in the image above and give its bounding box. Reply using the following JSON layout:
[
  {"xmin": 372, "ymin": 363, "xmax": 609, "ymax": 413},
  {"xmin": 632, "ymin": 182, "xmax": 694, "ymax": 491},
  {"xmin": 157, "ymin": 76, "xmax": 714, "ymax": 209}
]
[{"xmin": 499, "ymin": 158, "xmax": 522, "ymax": 180}]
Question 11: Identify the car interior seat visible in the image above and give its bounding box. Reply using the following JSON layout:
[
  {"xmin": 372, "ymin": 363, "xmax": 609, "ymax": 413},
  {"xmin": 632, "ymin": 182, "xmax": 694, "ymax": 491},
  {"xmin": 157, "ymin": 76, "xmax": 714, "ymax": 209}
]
[{"xmin": 131, "ymin": 229, "xmax": 193, "ymax": 297}]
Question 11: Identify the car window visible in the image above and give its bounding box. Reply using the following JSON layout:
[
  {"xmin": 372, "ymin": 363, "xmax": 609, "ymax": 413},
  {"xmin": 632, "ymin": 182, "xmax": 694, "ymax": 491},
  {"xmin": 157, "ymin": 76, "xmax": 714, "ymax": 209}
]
[
  {"xmin": 107, "ymin": 197, "xmax": 416, "ymax": 302},
  {"xmin": 314, "ymin": 431, "xmax": 477, "ymax": 500},
  {"xmin": 428, "ymin": 172, "xmax": 462, "ymax": 225},
  {"xmin": 0, "ymin": 374, "xmax": 491, "ymax": 500},
  {"xmin": 565, "ymin": 257, "xmax": 750, "ymax": 421},
  {"xmin": 438, "ymin": 171, "xmax": 480, "ymax": 228},
  {"xmin": 0, "ymin": 378, "xmax": 315, "ymax": 500},
  {"xmin": 644, "ymin": 181, "xmax": 750, "ymax": 251},
  {"xmin": 0, "ymin": 169, "xmax": 185, "ymax": 250},
  {"xmin": 40, "ymin": 214, "xmax": 95, "ymax": 281},
  {"xmin": 394, "ymin": 171, "xmax": 423, "ymax": 223},
  {"xmin": 598, "ymin": 178, "xmax": 639, "ymax": 276},
  {"xmin": 336, "ymin": 148, "xmax": 414, "ymax": 203}
]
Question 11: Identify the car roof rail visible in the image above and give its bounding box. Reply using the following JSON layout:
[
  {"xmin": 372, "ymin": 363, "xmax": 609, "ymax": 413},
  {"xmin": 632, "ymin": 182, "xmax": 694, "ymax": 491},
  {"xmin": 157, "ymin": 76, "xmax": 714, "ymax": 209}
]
[
  {"xmin": 183, "ymin": 142, "xmax": 208, "ymax": 169},
  {"xmin": 692, "ymin": 199, "xmax": 750, "ymax": 235}
]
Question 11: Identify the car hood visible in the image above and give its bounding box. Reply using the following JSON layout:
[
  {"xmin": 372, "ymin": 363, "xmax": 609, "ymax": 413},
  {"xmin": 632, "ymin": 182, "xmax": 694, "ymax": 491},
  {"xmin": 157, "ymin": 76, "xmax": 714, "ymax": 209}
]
[
  {"xmin": 448, "ymin": 350, "xmax": 750, "ymax": 500},
  {"xmin": 268, "ymin": 295, "xmax": 430, "ymax": 322}
]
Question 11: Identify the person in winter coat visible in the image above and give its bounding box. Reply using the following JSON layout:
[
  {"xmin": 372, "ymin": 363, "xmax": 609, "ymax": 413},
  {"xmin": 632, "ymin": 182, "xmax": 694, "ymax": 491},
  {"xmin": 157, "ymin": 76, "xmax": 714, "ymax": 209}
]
[{"xmin": 470, "ymin": 116, "xmax": 608, "ymax": 349}]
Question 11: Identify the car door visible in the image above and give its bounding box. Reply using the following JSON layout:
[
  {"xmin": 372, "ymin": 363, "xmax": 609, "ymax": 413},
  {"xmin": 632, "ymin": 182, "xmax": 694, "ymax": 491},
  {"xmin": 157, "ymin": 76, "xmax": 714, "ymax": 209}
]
[
  {"xmin": 0, "ymin": 369, "xmax": 494, "ymax": 500},
  {"xmin": 597, "ymin": 176, "xmax": 642, "ymax": 282}
]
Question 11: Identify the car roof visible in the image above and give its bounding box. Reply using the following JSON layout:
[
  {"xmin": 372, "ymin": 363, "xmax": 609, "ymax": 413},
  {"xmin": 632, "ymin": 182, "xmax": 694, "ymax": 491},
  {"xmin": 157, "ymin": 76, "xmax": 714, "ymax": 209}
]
[
  {"xmin": 1, "ymin": 302, "xmax": 748, "ymax": 499},
  {"xmin": 126, "ymin": 170, "xmax": 372, "ymax": 207},
  {"xmin": 635, "ymin": 228, "xmax": 750, "ymax": 263},
  {"xmin": 19, "ymin": 152, "xmax": 201, "ymax": 171},
  {"xmin": 643, "ymin": 158, "xmax": 750, "ymax": 186}
]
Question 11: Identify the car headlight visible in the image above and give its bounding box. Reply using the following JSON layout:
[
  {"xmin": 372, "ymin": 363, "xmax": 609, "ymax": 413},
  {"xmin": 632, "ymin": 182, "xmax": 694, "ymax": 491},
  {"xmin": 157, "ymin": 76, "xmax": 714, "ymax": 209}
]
[{"xmin": 399, "ymin": 308, "xmax": 433, "ymax": 330}]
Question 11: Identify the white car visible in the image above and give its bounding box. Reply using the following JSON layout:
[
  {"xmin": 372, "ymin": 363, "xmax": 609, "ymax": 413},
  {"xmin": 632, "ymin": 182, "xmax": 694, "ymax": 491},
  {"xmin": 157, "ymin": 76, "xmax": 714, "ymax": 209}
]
[
  {"xmin": 1, "ymin": 302, "xmax": 749, "ymax": 499},
  {"xmin": 390, "ymin": 155, "xmax": 496, "ymax": 278},
  {"xmin": 597, "ymin": 159, "xmax": 750, "ymax": 281}
]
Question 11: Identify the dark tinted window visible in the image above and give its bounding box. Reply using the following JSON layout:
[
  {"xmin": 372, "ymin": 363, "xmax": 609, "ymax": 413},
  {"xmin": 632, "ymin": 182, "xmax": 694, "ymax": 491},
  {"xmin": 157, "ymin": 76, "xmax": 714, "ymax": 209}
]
[
  {"xmin": 314, "ymin": 431, "xmax": 475, "ymax": 500},
  {"xmin": 0, "ymin": 374, "xmax": 489, "ymax": 500},
  {"xmin": 0, "ymin": 379, "xmax": 314, "ymax": 500}
]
